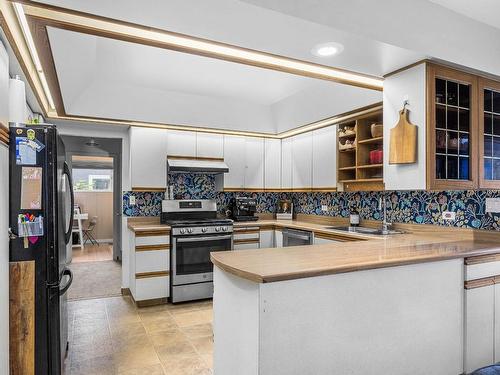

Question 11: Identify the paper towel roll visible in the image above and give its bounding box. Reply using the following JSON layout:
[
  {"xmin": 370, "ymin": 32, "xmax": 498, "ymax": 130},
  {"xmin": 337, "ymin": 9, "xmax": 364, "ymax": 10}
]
[{"xmin": 9, "ymin": 75, "xmax": 26, "ymax": 125}]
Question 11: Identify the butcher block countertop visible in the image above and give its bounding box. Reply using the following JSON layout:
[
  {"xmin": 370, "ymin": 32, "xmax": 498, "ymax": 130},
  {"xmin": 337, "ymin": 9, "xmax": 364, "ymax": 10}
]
[
  {"xmin": 126, "ymin": 216, "xmax": 500, "ymax": 283},
  {"xmin": 211, "ymin": 235, "xmax": 500, "ymax": 283}
]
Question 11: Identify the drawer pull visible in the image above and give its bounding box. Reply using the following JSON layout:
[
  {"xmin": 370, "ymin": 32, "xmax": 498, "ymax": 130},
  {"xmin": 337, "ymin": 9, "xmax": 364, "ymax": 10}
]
[{"xmin": 136, "ymin": 271, "xmax": 169, "ymax": 279}]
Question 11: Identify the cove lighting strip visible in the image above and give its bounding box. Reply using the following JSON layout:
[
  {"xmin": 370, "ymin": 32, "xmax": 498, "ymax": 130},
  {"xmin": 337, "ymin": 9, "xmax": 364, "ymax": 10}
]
[
  {"xmin": 13, "ymin": 2, "xmax": 55, "ymax": 110},
  {"xmin": 21, "ymin": 3, "xmax": 383, "ymax": 90}
]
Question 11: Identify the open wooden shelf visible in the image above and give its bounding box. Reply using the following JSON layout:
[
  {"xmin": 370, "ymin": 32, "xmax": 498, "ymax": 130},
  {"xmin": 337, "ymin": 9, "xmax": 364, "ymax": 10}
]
[
  {"xmin": 337, "ymin": 109, "xmax": 384, "ymax": 191},
  {"xmin": 338, "ymin": 166, "xmax": 356, "ymax": 171},
  {"xmin": 357, "ymin": 164, "xmax": 383, "ymax": 169},
  {"xmin": 339, "ymin": 148, "xmax": 356, "ymax": 153},
  {"xmin": 358, "ymin": 136, "xmax": 383, "ymax": 144},
  {"xmin": 338, "ymin": 132, "xmax": 357, "ymax": 139},
  {"xmin": 338, "ymin": 178, "xmax": 383, "ymax": 183}
]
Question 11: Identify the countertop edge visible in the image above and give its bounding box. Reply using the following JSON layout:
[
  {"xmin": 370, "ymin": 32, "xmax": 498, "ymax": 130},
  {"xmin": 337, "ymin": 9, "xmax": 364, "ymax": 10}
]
[{"xmin": 211, "ymin": 243, "xmax": 500, "ymax": 284}]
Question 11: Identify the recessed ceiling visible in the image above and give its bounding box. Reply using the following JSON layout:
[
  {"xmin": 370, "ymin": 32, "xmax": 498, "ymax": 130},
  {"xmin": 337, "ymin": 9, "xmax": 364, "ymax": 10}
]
[
  {"xmin": 47, "ymin": 27, "xmax": 382, "ymax": 133},
  {"xmin": 48, "ymin": 27, "xmax": 322, "ymax": 107}
]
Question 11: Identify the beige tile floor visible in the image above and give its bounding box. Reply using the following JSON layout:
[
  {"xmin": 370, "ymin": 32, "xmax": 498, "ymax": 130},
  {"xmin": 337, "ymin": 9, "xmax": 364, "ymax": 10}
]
[{"xmin": 65, "ymin": 296, "xmax": 214, "ymax": 375}]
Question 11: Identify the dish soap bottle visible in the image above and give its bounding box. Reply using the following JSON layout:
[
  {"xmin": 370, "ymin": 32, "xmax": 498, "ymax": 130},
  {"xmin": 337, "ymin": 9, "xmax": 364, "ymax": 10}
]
[{"xmin": 350, "ymin": 207, "xmax": 360, "ymax": 227}]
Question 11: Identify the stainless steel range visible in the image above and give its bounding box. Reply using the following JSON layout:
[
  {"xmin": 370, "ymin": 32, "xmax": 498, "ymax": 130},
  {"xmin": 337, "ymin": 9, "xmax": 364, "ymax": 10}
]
[{"xmin": 161, "ymin": 200, "xmax": 233, "ymax": 303}]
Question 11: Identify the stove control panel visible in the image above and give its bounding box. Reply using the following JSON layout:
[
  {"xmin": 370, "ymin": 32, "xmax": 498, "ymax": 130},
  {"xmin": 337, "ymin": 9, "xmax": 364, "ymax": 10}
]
[{"xmin": 172, "ymin": 225, "xmax": 234, "ymax": 236}]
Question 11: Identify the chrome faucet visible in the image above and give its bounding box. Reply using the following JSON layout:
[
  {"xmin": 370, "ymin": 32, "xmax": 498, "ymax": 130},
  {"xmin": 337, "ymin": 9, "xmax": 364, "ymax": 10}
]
[{"xmin": 378, "ymin": 196, "xmax": 392, "ymax": 235}]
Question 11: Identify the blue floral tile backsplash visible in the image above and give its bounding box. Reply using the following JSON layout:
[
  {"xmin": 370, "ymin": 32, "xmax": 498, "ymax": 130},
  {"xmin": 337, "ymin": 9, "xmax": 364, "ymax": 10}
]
[{"xmin": 123, "ymin": 173, "xmax": 500, "ymax": 231}]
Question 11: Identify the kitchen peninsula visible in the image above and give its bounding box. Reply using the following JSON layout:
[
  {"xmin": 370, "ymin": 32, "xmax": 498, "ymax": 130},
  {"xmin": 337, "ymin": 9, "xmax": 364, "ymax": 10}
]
[{"xmin": 211, "ymin": 226, "xmax": 500, "ymax": 375}]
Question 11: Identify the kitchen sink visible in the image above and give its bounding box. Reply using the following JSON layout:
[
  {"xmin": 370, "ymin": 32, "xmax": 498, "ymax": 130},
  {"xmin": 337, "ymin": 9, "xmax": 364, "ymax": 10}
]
[{"xmin": 324, "ymin": 226, "xmax": 403, "ymax": 235}]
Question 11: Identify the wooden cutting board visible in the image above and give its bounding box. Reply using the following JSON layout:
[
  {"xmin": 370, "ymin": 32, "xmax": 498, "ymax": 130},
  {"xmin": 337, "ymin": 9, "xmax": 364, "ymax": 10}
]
[{"xmin": 389, "ymin": 108, "xmax": 417, "ymax": 164}]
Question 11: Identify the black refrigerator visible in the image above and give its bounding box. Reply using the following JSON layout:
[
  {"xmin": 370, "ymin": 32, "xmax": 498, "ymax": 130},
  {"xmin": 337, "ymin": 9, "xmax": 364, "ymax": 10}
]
[{"xmin": 9, "ymin": 124, "xmax": 74, "ymax": 375}]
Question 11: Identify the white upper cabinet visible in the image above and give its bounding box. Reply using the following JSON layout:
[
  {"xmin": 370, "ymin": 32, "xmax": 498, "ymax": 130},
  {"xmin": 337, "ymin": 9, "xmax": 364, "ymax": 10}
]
[
  {"xmin": 312, "ymin": 126, "xmax": 337, "ymax": 189},
  {"xmin": 165, "ymin": 130, "xmax": 196, "ymax": 157},
  {"xmin": 245, "ymin": 137, "xmax": 265, "ymax": 189},
  {"xmin": 130, "ymin": 127, "xmax": 168, "ymax": 188},
  {"xmin": 223, "ymin": 135, "xmax": 246, "ymax": 189},
  {"xmin": 292, "ymin": 132, "xmax": 313, "ymax": 189},
  {"xmin": 281, "ymin": 137, "xmax": 293, "ymax": 190},
  {"xmin": 196, "ymin": 133, "xmax": 223, "ymax": 158},
  {"xmin": 265, "ymin": 138, "xmax": 281, "ymax": 190}
]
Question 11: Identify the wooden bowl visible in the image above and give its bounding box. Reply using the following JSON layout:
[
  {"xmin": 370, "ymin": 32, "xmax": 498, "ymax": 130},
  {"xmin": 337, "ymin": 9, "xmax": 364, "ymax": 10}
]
[{"xmin": 371, "ymin": 123, "xmax": 383, "ymax": 138}]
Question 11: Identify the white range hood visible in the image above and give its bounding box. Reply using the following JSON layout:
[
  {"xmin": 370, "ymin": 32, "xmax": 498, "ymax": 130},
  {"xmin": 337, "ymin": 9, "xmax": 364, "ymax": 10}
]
[{"xmin": 167, "ymin": 157, "xmax": 229, "ymax": 174}]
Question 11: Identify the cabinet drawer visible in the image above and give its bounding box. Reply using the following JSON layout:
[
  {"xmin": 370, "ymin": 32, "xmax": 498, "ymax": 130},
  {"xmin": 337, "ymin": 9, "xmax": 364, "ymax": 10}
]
[
  {"xmin": 234, "ymin": 233, "xmax": 260, "ymax": 241},
  {"xmin": 135, "ymin": 275, "xmax": 169, "ymax": 301},
  {"xmin": 136, "ymin": 250, "xmax": 169, "ymax": 273},
  {"xmin": 234, "ymin": 242, "xmax": 260, "ymax": 251},
  {"xmin": 465, "ymin": 259, "xmax": 500, "ymax": 281},
  {"xmin": 135, "ymin": 234, "xmax": 170, "ymax": 246}
]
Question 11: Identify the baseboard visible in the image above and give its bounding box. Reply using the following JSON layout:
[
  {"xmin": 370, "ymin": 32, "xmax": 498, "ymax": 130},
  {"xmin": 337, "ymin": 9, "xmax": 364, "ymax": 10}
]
[{"xmin": 135, "ymin": 297, "xmax": 168, "ymax": 308}]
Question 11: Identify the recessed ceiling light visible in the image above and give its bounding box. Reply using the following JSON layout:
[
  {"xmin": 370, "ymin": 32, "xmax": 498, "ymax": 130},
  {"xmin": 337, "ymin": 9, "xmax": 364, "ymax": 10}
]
[{"xmin": 312, "ymin": 42, "xmax": 344, "ymax": 57}]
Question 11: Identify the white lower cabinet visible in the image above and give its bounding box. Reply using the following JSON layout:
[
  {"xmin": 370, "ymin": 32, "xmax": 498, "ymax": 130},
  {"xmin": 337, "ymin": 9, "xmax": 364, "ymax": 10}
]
[
  {"xmin": 313, "ymin": 235, "xmax": 342, "ymax": 245},
  {"xmin": 274, "ymin": 230, "xmax": 283, "ymax": 248},
  {"xmin": 495, "ymin": 284, "xmax": 500, "ymax": 363},
  {"xmin": 259, "ymin": 230, "xmax": 274, "ymax": 249},
  {"xmin": 136, "ymin": 250, "xmax": 169, "ymax": 273},
  {"xmin": 135, "ymin": 276, "xmax": 169, "ymax": 301},
  {"xmin": 131, "ymin": 231, "xmax": 170, "ymax": 303},
  {"xmin": 233, "ymin": 226, "xmax": 260, "ymax": 250},
  {"xmin": 464, "ymin": 285, "xmax": 495, "ymax": 373}
]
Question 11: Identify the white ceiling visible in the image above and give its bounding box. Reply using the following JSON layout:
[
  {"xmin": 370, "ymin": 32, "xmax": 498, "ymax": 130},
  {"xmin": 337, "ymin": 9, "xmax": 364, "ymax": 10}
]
[
  {"xmin": 48, "ymin": 27, "xmax": 381, "ymax": 133},
  {"xmin": 35, "ymin": 0, "xmax": 425, "ymax": 77},
  {"xmin": 241, "ymin": 0, "xmax": 500, "ymax": 78},
  {"xmin": 47, "ymin": 27, "xmax": 322, "ymax": 107},
  {"xmin": 428, "ymin": 0, "xmax": 500, "ymax": 30}
]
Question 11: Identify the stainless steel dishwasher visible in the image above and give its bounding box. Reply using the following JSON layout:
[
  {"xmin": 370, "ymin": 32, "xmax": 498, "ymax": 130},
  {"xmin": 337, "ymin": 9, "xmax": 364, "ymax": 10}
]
[{"xmin": 282, "ymin": 228, "xmax": 314, "ymax": 247}]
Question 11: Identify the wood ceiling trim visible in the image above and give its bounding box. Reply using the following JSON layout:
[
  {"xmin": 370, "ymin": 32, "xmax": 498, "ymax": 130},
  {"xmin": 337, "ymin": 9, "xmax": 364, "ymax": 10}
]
[
  {"xmin": 0, "ymin": 5, "xmax": 49, "ymax": 117},
  {"xmin": 25, "ymin": 15, "xmax": 66, "ymax": 115},
  {"xmin": 18, "ymin": 1, "xmax": 383, "ymax": 91}
]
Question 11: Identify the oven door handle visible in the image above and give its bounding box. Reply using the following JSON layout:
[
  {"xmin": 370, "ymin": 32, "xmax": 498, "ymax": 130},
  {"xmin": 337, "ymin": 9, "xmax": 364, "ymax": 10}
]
[{"xmin": 176, "ymin": 235, "xmax": 233, "ymax": 243}]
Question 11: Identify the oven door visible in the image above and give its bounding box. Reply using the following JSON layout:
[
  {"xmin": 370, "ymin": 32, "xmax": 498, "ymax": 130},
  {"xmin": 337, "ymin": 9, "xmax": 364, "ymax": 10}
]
[{"xmin": 171, "ymin": 234, "xmax": 233, "ymax": 285}]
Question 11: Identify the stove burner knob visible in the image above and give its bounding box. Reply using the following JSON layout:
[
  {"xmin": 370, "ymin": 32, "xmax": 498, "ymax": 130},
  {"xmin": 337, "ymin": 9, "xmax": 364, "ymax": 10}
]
[
  {"xmin": 187, "ymin": 228, "xmax": 193, "ymax": 233},
  {"xmin": 180, "ymin": 228, "xmax": 186, "ymax": 234},
  {"xmin": 215, "ymin": 227, "xmax": 221, "ymax": 232},
  {"xmin": 201, "ymin": 227, "xmax": 207, "ymax": 233},
  {"xmin": 221, "ymin": 227, "xmax": 227, "ymax": 232}
]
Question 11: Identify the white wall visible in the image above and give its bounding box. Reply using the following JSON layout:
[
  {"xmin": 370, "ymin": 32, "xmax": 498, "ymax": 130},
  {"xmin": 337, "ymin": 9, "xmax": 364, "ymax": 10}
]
[
  {"xmin": 272, "ymin": 82, "xmax": 381, "ymax": 133},
  {"xmin": 54, "ymin": 121, "xmax": 131, "ymax": 288},
  {"xmin": 66, "ymin": 80, "xmax": 276, "ymax": 134},
  {"xmin": 383, "ymin": 63, "xmax": 427, "ymax": 190},
  {"xmin": 0, "ymin": 40, "xmax": 9, "ymax": 375}
]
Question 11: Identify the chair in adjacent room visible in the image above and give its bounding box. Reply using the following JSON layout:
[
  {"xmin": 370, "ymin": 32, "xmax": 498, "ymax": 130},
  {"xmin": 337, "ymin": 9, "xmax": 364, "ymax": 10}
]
[{"xmin": 83, "ymin": 216, "xmax": 99, "ymax": 246}]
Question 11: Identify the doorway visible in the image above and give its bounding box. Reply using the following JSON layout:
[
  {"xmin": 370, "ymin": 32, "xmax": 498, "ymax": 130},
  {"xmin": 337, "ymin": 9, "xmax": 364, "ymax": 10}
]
[{"xmin": 61, "ymin": 135, "xmax": 122, "ymax": 300}]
